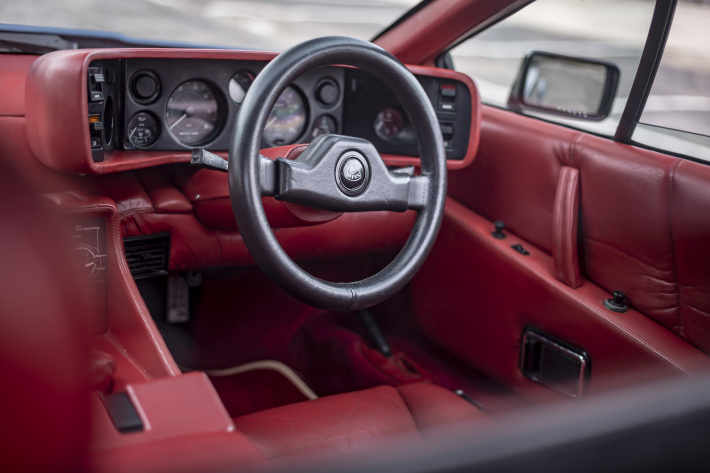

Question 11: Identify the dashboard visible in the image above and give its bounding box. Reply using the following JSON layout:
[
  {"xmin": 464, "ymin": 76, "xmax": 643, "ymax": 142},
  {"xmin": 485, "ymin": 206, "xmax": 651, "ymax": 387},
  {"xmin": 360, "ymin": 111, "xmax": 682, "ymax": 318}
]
[{"xmin": 25, "ymin": 49, "xmax": 480, "ymax": 175}]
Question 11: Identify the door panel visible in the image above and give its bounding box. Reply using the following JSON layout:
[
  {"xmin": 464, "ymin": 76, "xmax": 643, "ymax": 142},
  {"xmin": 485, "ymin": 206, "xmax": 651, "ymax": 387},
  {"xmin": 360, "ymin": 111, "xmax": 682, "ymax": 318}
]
[{"xmin": 412, "ymin": 105, "xmax": 710, "ymax": 396}]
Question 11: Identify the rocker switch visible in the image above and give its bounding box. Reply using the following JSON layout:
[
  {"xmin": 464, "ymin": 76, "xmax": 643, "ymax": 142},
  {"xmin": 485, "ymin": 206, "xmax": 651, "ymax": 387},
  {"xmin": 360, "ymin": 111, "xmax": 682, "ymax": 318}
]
[
  {"xmin": 440, "ymin": 122, "xmax": 454, "ymax": 149},
  {"xmin": 438, "ymin": 83, "xmax": 457, "ymax": 112},
  {"xmin": 88, "ymin": 66, "xmax": 104, "ymax": 102}
]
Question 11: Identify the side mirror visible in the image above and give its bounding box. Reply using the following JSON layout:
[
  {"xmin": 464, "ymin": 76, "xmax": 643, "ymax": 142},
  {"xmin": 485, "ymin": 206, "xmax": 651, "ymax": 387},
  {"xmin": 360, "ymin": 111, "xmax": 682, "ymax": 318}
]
[{"xmin": 508, "ymin": 51, "xmax": 620, "ymax": 121}]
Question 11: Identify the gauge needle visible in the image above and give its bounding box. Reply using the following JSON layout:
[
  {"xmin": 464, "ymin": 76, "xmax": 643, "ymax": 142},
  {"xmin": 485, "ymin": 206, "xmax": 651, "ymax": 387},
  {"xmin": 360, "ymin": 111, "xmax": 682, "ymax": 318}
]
[
  {"xmin": 265, "ymin": 116, "xmax": 278, "ymax": 130},
  {"xmin": 170, "ymin": 113, "xmax": 188, "ymax": 130}
]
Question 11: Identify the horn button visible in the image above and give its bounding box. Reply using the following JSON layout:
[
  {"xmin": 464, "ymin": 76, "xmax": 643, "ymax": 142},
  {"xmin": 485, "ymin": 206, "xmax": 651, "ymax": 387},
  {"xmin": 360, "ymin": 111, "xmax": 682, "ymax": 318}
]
[{"xmin": 336, "ymin": 152, "xmax": 370, "ymax": 196}]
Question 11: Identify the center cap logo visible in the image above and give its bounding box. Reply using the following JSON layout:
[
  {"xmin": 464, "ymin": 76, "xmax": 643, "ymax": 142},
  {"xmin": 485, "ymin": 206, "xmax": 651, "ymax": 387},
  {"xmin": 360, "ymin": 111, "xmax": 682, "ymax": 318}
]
[
  {"xmin": 343, "ymin": 161, "xmax": 363, "ymax": 182},
  {"xmin": 336, "ymin": 153, "xmax": 369, "ymax": 196}
]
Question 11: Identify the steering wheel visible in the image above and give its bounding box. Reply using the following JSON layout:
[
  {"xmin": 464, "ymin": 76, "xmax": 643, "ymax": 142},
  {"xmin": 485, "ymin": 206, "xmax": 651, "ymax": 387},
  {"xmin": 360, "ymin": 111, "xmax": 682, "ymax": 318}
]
[{"xmin": 229, "ymin": 36, "xmax": 447, "ymax": 312}]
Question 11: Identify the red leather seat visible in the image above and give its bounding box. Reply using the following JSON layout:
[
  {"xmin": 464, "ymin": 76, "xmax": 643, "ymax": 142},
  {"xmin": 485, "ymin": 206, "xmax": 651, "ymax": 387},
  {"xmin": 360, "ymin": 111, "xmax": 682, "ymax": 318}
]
[
  {"xmin": 234, "ymin": 382, "xmax": 489, "ymax": 463},
  {"xmin": 0, "ymin": 163, "xmax": 92, "ymax": 472}
]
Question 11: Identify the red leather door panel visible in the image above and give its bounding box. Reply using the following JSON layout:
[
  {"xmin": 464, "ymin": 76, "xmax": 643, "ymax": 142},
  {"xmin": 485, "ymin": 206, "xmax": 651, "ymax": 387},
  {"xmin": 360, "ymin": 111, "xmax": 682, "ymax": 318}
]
[{"xmin": 417, "ymin": 105, "xmax": 710, "ymax": 396}]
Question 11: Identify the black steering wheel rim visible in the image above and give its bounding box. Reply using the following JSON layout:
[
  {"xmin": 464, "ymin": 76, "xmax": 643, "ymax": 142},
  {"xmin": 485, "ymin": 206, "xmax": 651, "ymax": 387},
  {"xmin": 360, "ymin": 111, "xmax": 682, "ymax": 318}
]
[{"xmin": 229, "ymin": 36, "xmax": 447, "ymax": 311}]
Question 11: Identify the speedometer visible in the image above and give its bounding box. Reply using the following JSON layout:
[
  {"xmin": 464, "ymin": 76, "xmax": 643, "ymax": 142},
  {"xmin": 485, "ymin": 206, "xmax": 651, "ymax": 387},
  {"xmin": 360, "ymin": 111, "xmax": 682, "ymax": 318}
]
[
  {"xmin": 166, "ymin": 80, "xmax": 221, "ymax": 146},
  {"xmin": 263, "ymin": 86, "xmax": 307, "ymax": 146}
]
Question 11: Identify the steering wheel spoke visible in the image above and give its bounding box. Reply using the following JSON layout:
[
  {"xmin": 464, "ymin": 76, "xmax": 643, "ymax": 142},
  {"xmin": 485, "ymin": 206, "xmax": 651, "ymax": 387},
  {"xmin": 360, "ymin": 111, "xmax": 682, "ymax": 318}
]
[
  {"xmin": 270, "ymin": 134, "xmax": 416, "ymax": 212},
  {"xmin": 259, "ymin": 154, "xmax": 278, "ymax": 197},
  {"xmin": 406, "ymin": 175, "xmax": 430, "ymax": 211}
]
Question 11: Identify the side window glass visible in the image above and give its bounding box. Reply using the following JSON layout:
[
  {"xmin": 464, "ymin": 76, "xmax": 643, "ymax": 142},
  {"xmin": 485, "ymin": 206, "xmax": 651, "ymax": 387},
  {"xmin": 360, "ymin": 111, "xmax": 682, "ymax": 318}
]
[
  {"xmin": 632, "ymin": 1, "xmax": 710, "ymax": 162},
  {"xmin": 449, "ymin": 0, "xmax": 655, "ymax": 136}
]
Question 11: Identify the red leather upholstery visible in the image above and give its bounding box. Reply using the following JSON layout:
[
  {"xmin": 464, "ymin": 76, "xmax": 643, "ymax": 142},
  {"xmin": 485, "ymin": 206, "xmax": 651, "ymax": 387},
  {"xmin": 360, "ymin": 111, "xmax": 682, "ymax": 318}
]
[
  {"xmin": 575, "ymin": 135, "xmax": 679, "ymax": 331},
  {"xmin": 396, "ymin": 383, "xmax": 490, "ymax": 433},
  {"xmin": 552, "ymin": 166, "xmax": 582, "ymax": 288},
  {"xmin": 671, "ymin": 160, "xmax": 710, "ymax": 353},
  {"xmin": 435, "ymin": 105, "xmax": 710, "ymax": 396},
  {"xmin": 61, "ymin": 198, "xmax": 181, "ymax": 380},
  {"xmin": 233, "ymin": 384, "xmax": 485, "ymax": 463},
  {"xmin": 0, "ymin": 163, "xmax": 91, "ymax": 472},
  {"xmin": 90, "ymin": 373, "xmax": 268, "ymax": 473},
  {"xmin": 92, "ymin": 432, "xmax": 266, "ymax": 473},
  {"xmin": 0, "ymin": 54, "xmax": 36, "ymax": 116},
  {"xmin": 174, "ymin": 144, "xmax": 342, "ymax": 231},
  {"xmin": 413, "ymin": 199, "xmax": 710, "ymax": 395},
  {"xmin": 448, "ymin": 107, "xmax": 578, "ymax": 255},
  {"xmin": 574, "ymin": 134, "xmax": 710, "ymax": 355},
  {"xmin": 375, "ymin": 0, "xmax": 522, "ymax": 66}
]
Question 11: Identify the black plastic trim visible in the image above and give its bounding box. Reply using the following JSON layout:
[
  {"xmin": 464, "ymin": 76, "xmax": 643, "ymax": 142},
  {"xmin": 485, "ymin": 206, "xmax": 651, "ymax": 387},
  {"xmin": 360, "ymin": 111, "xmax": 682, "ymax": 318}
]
[
  {"xmin": 123, "ymin": 232, "xmax": 171, "ymax": 280},
  {"xmin": 507, "ymin": 51, "xmax": 620, "ymax": 122},
  {"xmin": 101, "ymin": 392, "xmax": 144, "ymax": 434},
  {"xmin": 129, "ymin": 69, "xmax": 161, "ymax": 105},
  {"xmin": 520, "ymin": 327, "xmax": 591, "ymax": 398},
  {"xmin": 614, "ymin": 0, "xmax": 677, "ymax": 143}
]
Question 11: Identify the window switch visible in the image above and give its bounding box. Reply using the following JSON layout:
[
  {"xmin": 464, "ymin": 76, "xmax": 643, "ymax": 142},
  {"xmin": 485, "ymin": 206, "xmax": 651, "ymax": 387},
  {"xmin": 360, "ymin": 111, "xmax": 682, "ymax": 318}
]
[
  {"xmin": 440, "ymin": 84, "xmax": 457, "ymax": 97},
  {"xmin": 88, "ymin": 66, "xmax": 104, "ymax": 102}
]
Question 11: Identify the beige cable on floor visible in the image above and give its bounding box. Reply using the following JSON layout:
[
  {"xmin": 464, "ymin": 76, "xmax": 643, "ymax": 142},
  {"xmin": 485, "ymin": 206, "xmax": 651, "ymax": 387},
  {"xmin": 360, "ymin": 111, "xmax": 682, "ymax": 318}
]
[{"xmin": 184, "ymin": 360, "xmax": 318, "ymax": 400}]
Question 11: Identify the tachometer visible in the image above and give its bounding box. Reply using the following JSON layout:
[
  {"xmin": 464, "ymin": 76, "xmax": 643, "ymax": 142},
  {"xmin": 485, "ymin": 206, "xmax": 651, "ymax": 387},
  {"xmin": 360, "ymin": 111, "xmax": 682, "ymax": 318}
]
[
  {"xmin": 166, "ymin": 80, "xmax": 221, "ymax": 146},
  {"xmin": 263, "ymin": 86, "xmax": 307, "ymax": 146}
]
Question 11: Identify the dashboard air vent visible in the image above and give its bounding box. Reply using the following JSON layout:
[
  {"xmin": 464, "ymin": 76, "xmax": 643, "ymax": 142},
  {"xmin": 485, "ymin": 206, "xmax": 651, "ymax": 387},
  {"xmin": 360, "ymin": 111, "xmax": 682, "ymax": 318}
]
[{"xmin": 123, "ymin": 233, "xmax": 170, "ymax": 280}]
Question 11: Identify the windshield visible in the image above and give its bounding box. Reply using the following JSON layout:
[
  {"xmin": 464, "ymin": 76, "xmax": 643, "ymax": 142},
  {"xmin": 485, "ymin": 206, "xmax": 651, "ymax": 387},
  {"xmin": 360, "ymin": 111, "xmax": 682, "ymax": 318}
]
[{"xmin": 0, "ymin": 0, "xmax": 419, "ymax": 50}]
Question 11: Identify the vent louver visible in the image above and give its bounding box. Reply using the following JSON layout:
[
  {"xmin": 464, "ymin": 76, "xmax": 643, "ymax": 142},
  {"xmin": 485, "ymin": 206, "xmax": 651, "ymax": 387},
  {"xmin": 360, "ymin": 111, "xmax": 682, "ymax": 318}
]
[{"xmin": 123, "ymin": 233, "xmax": 170, "ymax": 280}]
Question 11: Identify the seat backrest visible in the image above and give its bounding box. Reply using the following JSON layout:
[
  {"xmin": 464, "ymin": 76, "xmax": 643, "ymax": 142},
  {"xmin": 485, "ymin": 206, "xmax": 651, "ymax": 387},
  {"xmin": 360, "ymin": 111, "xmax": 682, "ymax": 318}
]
[
  {"xmin": 0, "ymin": 161, "xmax": 91, "ymax": 472},
  {"xmin": 576, "ymin": 134, "xmax": 710, "ymax": 354}
]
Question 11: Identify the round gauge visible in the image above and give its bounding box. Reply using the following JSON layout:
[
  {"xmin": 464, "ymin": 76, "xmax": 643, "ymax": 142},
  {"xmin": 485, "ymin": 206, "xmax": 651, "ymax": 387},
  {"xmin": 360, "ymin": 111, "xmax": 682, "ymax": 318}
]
[
  {"xmin": 166, "ymin": 80, "xmax": 221, "ymax": 146},
  {"xmin": 127, "ymin": 111, "xmax": 159, "ymax": 148},
  {"xmin": 75, "ymin": 245, "xmax": 100, "ymax": 277},
  {"xmin": 311, "ymin": 115, "xmax": 338, "ymax": 139},
  {"xmin": 374, "ymin": 108, "xmax": 404, "ymax": 140},
  {"xmin": 263, "ymin": 86, "xmax": 307, "ymax": 147},
  {"xmin": 229, "ymin": 71, "xmax": 254, "ymax": 104}
]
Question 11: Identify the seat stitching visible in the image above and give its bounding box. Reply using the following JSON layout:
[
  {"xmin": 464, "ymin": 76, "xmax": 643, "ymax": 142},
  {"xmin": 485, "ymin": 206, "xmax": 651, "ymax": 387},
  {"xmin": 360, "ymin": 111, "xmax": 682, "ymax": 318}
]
[{"xmin": 667, "ymin": 158, "xmax": 684, "ymax": 338}]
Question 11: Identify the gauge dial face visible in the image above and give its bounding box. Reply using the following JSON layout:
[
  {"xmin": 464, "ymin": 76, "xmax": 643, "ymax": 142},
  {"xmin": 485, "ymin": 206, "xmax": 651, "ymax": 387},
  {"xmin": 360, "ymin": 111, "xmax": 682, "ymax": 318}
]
[
  {"xmin": 127, "ymin": 111, "xmax": 159, "ymax": 148},
  {"xmin": 166, "ymin": 80, "xmax": 220, "ymax": 146},
  {"xmin": 75, "ymin": 245, "xmax": 100, "ymax": 277},
  {"xmin": 374, "ymin": 108, "xmax": 404, "ymax": 141},
  {"xmin": 229, "ymin": 71, "xmax": 254, "ymax": 104},
  {"xmin": 311, "ymin": 115, "xmax": 337, "ymax": 139},
  {"xmin": 263, "ymin": 86, "xmax": 307, "ymax": 147}
]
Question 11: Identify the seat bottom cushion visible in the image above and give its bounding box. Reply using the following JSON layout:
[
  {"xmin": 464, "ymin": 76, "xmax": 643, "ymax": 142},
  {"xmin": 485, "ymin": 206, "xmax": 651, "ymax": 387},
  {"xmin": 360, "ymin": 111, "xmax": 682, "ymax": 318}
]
[{"xmin": 233, "ymin": 383, "xmax": 487, "ymax": 463}]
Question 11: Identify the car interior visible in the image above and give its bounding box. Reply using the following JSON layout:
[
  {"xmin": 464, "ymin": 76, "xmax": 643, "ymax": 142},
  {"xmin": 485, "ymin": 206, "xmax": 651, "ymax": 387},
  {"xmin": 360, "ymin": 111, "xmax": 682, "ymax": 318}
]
[{"xmin": 1, "ymin": 0, "xmax": 710, "ymax": 472}]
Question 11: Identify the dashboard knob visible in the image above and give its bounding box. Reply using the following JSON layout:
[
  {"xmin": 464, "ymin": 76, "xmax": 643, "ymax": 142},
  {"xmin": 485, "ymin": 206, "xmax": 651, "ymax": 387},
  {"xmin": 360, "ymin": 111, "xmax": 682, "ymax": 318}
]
[
  {"xmin": 135, "ymin": 76, "xmax": 157, "ymax": 99},
  {"xmin": 316, "ymin": 79, "xmax": 339, "ymax": 106},
  {"xmin": 130, "ymin": 70, "xmax": 160, "ymax": 104}
]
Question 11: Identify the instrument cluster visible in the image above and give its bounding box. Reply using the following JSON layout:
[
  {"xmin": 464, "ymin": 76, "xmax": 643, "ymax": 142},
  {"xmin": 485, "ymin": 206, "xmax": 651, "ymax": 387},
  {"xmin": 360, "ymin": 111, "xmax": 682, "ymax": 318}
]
[
  {"xmin": 84, "ymin": 56, "xmax": 472, "ymax": 164},
  {"xmin": 120, "ymin": 58, "xmax": 344, "ymax": 152}
]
